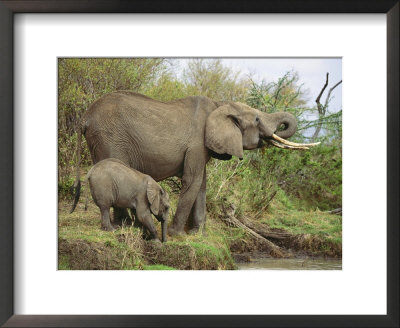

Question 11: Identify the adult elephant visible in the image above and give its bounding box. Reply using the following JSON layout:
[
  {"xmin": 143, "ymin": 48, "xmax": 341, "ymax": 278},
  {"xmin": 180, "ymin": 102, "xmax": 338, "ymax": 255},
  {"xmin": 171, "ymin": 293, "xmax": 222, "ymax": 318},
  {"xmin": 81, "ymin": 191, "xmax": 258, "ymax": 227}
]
[{"xmin": 70, "ymin": 91, "xmax": 318, "ymax": 236}]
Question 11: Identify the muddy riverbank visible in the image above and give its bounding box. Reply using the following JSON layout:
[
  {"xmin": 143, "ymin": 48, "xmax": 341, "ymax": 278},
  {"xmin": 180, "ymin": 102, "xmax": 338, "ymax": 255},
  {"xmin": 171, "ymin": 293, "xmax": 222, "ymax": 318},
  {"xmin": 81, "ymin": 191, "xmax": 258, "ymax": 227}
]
[{"xmin": 234, "ymin": 253, "xmax": 342, "ymax": 270}]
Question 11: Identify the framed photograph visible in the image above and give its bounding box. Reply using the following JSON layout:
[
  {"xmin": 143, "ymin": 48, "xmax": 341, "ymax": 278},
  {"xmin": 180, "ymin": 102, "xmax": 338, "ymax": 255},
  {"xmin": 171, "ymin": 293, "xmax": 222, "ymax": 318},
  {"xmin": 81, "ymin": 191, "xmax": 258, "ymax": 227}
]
[{"xmin": 1, "ymin": 1, "xmax": 398, "ymax": 327}]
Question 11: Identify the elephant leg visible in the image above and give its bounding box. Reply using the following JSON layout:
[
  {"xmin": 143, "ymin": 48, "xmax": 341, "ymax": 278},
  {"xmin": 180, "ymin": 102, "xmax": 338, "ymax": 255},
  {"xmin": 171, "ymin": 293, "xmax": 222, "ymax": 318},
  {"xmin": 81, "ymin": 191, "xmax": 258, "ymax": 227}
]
[
  {"xmin": 131, "ymin": 208, "xmax": 149, "ymax": 239},
  {"xmin": 136, "ymin": 203, "xmax": 160, "ymax": 241},
  {"xmin": 131, "ymin": 208, "xmax": 150, "ymax": 239},
  {"xmin": 100, "ymin": 207, "xmax": 114, "ymax": 231},
  {"xmin": 113, "ymin": 206, "xmax": 132, "ymax": 226},
  {"xmin": 169, "ymin": 151, "xmax": 205, "ymax": 236},
  {"xmin": 187, "ymin": 168, "xmax": 207, "ymax": 235}
]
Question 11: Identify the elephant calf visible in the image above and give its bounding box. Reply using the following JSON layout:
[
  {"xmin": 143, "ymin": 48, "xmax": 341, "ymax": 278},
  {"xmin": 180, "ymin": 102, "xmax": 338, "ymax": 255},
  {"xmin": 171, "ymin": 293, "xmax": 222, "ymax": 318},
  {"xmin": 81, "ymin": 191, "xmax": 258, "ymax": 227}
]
[{"xmin": 86, "ymin": 158, "xmax": 170, "ymax": 242}]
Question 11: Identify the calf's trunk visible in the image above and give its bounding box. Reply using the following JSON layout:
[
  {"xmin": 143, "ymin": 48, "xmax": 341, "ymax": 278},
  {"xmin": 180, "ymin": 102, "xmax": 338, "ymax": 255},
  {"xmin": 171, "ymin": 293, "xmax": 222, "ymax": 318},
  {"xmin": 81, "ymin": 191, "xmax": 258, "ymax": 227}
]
[{"xmin": 162, "ymin": 220, "xmax": 167, "ymax": 242}]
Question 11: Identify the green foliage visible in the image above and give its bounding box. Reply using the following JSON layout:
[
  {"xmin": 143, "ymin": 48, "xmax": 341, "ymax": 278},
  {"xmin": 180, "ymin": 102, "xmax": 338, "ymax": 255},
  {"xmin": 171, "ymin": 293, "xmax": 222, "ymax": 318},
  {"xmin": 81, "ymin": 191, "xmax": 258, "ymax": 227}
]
[
  {"xmin": 58, "ymin": 175, "xmax": 75, "ymax": 200},
  {"xmin": 206, "ymin": 140, "xmax": 341, "ymax": 213},
  {"xmin": 183, "ymin": 59, "xmax": 249, "ymax": 101},
  {"xmin": 144, "ymin": 72, "xmax": 186, "ymax": 101},
  {"xmin": 278, "ymin": 141, "xmax": 342, "ymax": 210},
  {"xmin": 247, "ymin": 71, "xmax": 306, "ymax": 113}
]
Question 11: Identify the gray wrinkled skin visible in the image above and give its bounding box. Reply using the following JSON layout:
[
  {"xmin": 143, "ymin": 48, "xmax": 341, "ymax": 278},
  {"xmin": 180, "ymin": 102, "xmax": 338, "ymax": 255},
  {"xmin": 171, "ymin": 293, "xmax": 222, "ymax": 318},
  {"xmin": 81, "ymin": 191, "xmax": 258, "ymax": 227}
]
[
  {"xmin": 79, "ymin": 92, "xmax": 297, "ymax": 236},
  {"xmin": 87, "ymin": 158, "xmax": 169, "ymax": 242}
]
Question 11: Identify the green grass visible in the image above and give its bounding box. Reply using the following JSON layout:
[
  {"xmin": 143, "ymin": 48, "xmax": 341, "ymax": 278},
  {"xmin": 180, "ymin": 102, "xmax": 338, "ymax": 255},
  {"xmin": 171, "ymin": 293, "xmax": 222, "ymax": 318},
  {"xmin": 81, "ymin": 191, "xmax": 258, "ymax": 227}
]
[
  {"xmin": 58, "ymin": 255, "xmax": 71, "ymax": 270},
  {"xmin": 261, "ymin": 206, "xmax": 342, "ymax": 245},
  {"xmin": 58, "ymin": 199, "xmax": 236, "ymax": 270},
  {"xmin": 143, "ymin": 264, "xmax": 176, "ymax": 270}
]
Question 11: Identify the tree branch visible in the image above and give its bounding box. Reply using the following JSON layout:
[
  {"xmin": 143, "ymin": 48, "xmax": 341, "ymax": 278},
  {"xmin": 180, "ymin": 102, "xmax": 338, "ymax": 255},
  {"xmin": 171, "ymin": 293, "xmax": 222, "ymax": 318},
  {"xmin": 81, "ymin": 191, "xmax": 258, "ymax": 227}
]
[
  {"xmin": 324, "ymin": 80, "xmax": 342, "ymax": 108},
  {"xmin": 220, "ymin": 203, "xmax": 285, "ymax": 257},
  {"xmin": 315, "ymin": 72, "xmax": 329, "ymax": 112},
  {"xmin": 312, "ymin": 73, "xmax": 341, "ymax": 142}
]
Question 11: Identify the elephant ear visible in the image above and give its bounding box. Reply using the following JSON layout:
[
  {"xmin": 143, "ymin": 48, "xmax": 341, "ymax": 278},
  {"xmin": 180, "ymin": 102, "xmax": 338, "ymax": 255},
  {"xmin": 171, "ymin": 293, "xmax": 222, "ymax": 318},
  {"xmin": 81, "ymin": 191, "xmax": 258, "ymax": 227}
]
[
  {"xmin": 205, "ymin": 104, "xmax": 244, "ymax": 159},
  {"xmin": 146, "ymin": 180, "xmax": 160, "ymax": 216}
]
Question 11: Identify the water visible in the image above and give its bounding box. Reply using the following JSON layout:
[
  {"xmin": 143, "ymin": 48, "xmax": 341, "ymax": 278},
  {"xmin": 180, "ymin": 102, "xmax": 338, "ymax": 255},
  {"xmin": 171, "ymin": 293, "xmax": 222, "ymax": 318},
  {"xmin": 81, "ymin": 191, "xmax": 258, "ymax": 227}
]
[{"xmin": 237, "ymin": 257, "xmax": 342, "ymax": 270}]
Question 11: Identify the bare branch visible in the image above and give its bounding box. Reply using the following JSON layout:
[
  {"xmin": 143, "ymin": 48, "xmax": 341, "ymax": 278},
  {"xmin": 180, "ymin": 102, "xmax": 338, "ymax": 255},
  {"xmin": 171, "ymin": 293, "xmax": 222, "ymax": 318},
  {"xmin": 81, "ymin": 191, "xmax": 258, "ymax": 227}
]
[
  {"xmin": 312, "ymin": 73, "xmax": 330, "ymax": 142},
  {"xmin": 315, "ymin": 72, "xmax": 329, "ymax": 111},
  {"xmin": 324, "ymin": 80, "xmax": 342, "ymax": 108}
]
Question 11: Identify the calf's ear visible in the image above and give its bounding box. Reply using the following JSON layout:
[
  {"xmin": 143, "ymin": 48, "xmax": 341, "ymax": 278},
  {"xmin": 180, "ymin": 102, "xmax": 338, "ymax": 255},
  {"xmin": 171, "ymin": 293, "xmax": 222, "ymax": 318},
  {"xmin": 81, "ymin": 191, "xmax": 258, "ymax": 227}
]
[{"xmin": 147, "ymin": 180, "xmax": 160, "ymax": 215}]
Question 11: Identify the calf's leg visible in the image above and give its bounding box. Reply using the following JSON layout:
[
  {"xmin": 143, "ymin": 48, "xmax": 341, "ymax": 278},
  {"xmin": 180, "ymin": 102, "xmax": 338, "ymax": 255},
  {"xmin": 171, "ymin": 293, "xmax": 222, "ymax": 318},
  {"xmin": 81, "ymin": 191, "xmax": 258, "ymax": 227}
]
[{"xmin": 100, "ymin": 208, "xmax": 115, "ymax": 231}]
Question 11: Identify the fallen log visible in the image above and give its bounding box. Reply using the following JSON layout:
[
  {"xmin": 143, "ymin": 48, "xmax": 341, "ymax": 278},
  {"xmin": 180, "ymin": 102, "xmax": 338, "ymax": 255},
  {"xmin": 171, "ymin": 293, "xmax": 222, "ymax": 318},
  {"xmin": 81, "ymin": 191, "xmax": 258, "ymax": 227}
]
[
  {"xmin": 220, "ymin": 203, "xmax": 285, "ymax": 258},
  {"xmin": 326, "ymin": 208, "xmax": 342, "ymax": 215},
  {"xmin": 239, "ymin": 216, "xmax": 292, "ymax": 240}
]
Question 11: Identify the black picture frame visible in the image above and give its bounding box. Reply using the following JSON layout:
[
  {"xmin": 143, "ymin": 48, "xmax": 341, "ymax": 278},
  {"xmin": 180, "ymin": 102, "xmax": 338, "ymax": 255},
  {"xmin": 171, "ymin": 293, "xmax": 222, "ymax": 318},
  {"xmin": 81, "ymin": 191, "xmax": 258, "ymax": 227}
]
[{"xmin": 0, "ymin": 1, "xmax": 398, "ymax": 327}]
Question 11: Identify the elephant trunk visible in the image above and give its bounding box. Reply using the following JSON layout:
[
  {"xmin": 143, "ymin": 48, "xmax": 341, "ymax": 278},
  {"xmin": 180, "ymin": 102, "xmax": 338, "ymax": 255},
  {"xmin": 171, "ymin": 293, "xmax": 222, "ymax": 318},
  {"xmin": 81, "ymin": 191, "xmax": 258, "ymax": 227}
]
[
  {"xmin": 260, "ymin": 112, "xmax": 320, "ymax": 150},
  {"xmin": 264, "ymin": 112, "xmax": 297, "ymax": 139},
  {"xmin": 162, "ymin": 219, "xmax": 167, "ymax": 242}
]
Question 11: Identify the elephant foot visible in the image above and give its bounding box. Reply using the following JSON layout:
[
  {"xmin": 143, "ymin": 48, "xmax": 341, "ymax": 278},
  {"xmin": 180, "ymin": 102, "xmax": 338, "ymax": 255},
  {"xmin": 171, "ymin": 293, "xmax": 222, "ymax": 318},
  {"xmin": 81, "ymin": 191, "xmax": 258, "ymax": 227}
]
[
  {"xmin": 188, "ymin": 225, "xmax": 208, "ymax": 237},
  {"xmin": 168, "ymin": 226, "xmax": 186, "ymax": 237},
  {"xmin": 149, "ymin": 238, "xmax": 162, "ymax": 245},
  {"xmin": 187, "ymin": 227, "xmax": 200, "ymax": 235},
  {"xmin": 101, "ymin": 225, "xmax": 116, "ymax": 232},
  {"xmin": 147, "ymin": 238, "xmax": 162, "ymax": 250}
]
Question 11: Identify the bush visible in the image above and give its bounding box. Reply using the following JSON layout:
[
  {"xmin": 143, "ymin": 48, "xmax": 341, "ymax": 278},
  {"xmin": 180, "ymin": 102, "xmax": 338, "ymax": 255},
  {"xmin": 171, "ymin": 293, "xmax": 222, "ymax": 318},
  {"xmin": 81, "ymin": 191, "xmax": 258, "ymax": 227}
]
[
  {"xmin": 58, "ymin": 175, "xmax": 75, "ymax": 200},
  {"xmin": 205, "ymin": 139, "xmax": 341, "ymax": 216}
]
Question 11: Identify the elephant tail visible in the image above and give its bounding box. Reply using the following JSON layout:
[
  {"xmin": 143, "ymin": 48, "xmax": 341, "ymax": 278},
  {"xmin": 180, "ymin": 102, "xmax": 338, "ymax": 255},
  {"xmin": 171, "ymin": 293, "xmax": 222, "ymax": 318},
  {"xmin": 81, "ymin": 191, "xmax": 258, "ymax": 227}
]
[
  {"xmin": 84, "ymin": 174, "xmax": 91, "ymax": 211},
  {"xmin": 70, "ymin": 121, "xmax": 83, "ymax": 213},
  {"xmin": 70, "ymin": 180, "xmax": 81, "ymax": 214}
]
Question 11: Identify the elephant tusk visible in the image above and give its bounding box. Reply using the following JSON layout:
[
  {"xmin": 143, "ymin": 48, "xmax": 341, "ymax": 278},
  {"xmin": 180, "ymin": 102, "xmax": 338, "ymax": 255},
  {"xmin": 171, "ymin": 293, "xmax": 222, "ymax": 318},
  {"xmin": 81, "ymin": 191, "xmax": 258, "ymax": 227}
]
[
  {"xmin": 272, "ymin": 134, "xmax": 320, "ymax": 147},
  {"xmin": 269, "ymin": 140, "xmax": 310, "ymax": 150}
]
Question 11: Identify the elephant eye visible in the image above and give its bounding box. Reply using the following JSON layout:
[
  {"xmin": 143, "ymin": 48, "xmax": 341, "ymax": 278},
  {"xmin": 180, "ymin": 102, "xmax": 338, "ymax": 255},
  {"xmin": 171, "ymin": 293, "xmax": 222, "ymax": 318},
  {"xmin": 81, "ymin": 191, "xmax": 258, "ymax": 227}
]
[{"xmin": 255, "ymin": 117, "xmax": 259, "ymax": 122}]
